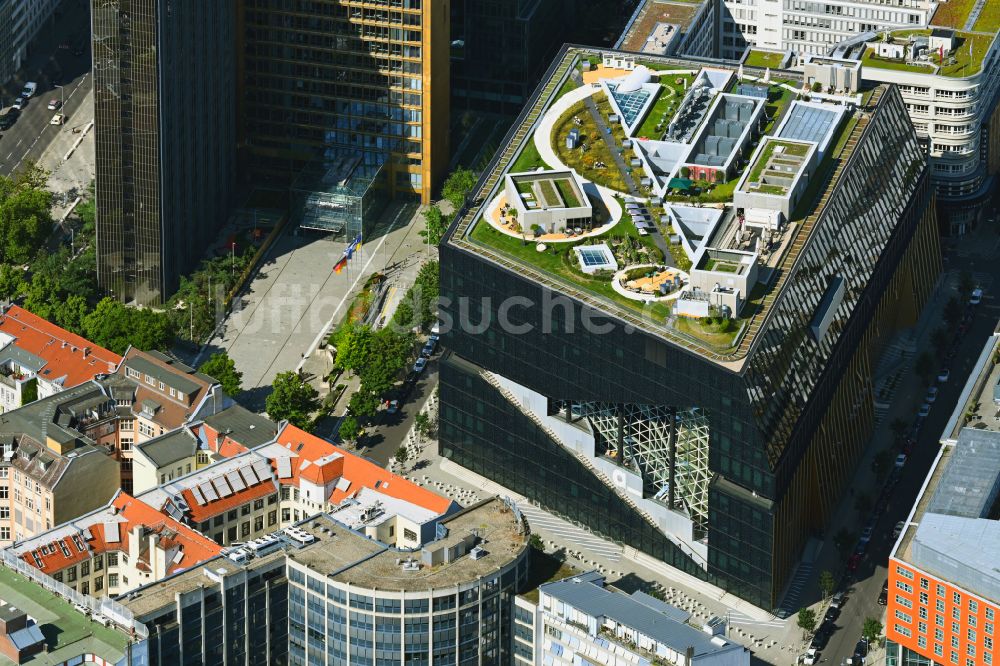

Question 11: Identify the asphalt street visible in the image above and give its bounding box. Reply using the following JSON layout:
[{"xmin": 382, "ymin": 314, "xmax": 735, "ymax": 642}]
[{"xmin": 0, "ymin": 0, "xmax": 92, "ymax": 177}]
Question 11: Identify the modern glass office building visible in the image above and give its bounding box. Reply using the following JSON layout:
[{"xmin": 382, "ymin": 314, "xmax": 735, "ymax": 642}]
[
  {"xmin": 92, "ymin": 0, "xmax": 238, "ymax": 305},
  {"xmin": 439, "ymin": 47, "xmax": 942, "ymax": 609},
  {"xmin": 239, "ymin": 0, "xmax": 450, "ymax": 204}
]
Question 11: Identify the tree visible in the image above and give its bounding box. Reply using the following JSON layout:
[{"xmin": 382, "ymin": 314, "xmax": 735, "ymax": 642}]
[
  {"xmin": 338, "ymin": 415, "xmax": 360, "ymax": 444},
  {"xmin": 0, "ymin": 264, "xmax": 25, "ymax": 301},
  {"xmin": 862, "ymin": 617, "xmax": 883, "ymax": 647},
  {"xmin": 819, "ymin": 570, "xmax": 835, "ymax": 600},
  {"xmin": 0, "ymin": 164, "xmax": 53, "ymax": 264},
  {"xmin": 915, "ymin": 351, "xmax": 934, "ymax": 382},
  {"xmin": 414, "ymin": 411, "xmax": 433, "ymax": 439},
  {"xmin": 797, "ymin": 607, "xmax": 817, "ymax": 636},
  {"xmin": 931, "ymin": 327, "xmax": 950, "ymax": 355},
  {"xmin": 528, "ymin": 533, "xmax": 544, "ymax": 551},
  {"xmin": 943, "ymin": 296, "xmax": 963, "ymax": 326},
  {"xmin": 420, "ymin": 205, "xmax": 450, "ymax": 246},
  {"xmin": 811, "ymin": 81, "xmax": 823, "ymax": 93},
  {"xmin": 348, "ymin": 390, "xmax": 380, "ymax": 419},
  {"xmin": 265, "ymin": 371, "xmax": 319, "ymax": 429},
  {"xmin": 81, "ymin": 298, "xmax": 174, "ymax": 355},
  {"xmin": 394, "ymin": 445, "xmax": 409, "ymax": 468},
  {"xmin": 199, "ymin": 351, "xmax": 243, "ymax": 396},
  {"xmin": 441, "ymin": 167, "xmax": 476, "ymax": 210}
]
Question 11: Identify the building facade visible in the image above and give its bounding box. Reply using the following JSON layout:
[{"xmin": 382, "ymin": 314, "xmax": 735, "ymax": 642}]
[
  {"xmin": 886, "ymin": 334, "xmax": 1000, "ymax": 666},
  {"xmin": 0, "ymin": 0, "xmax": 61, "ymax": 85},
  {"xmin": 92, "ymin": 0, "xmax": 238, "ymax": 305},
  {"xmin": 439, "ymin": 46, "xmax": 942, "ymax": 609},
  {"xmin": 239, "ymin": 0, "xmax": 450, "ymax": 204}
]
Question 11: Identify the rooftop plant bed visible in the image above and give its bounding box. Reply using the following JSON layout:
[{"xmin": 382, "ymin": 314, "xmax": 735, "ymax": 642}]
[
  {"xmin": 511, "ymin": 140, "xmax": 551, "ymax": 173},
  {"xmin": 553, "ymin": 98, "xmax": 629, "ymax": 192},
  {"xmin": 634, "ymin": 74, "xmax": 695, "ymax": 140},
  {"xmin": 744, "ymin": 50, "xmax": 785, "ymax": 69},
  {"xmin": 930, "ymin": 0, "xmax": 976, "ymax": 30},
  {"xmin": 973, "ymin": 5, "xmax": 1000, "ymax": 33},
  {"xmin": 703, "ymin": 258, "xmax": 739, "ymax": 273},
  {"xmin": 538, "ymin": 178, "xmax": 561, "ymax": 207},
  {"xmin": 762, "ymin": 81, "xmax": 798, "ymax": 133},
  {"xmin": 555, "ymin": 178, "xmax": 581, "ymax": 207},
  {"xmin": 674, "ymin": 315, "xmax": 740, "ymax": 349},
  {"xmin": 746, "ymin": 140, "xmax": 808, "ymax": 185}
]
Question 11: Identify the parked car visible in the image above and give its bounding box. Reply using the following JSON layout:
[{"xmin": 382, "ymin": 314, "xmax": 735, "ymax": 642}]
[
  {"xmin": 970, "ymin": 287, "xmax": 983, "ymax": 305},
  {"xmin": 386, "ymin": 399, "xmax": 399, "ymax": 415},
  {"xmin": 892, "ymin": 520, "xmax": 905, "ymax": 539},
  {"xmin": 429, "ymin": 333, "xmax": 440, "ymax": 345},
  {"xmin": 878, "ymin": 580, "xmax": 888, "ymax": 605},
  {"xmin": 848, "ymin": 553, "xmax": 862, "ymax": 572},
  {"xmin": 937, "ymin": 368, "xmax": 950, "ymax": 383},
  {"xmin": 47, "ymin": 98, "xmax": 61, "ymax": 110},
  {"xmin": 430, "ymin": 321, "xmax": 441, "ymax": 335},
  {"xmin": 49, "ymin": 113, "xmax": 65, "ymax": 125},
  {"xmin": 925, "ymin": 386, "xmax": 938, "ymax": 403},
  {"xmin": 801, "ymin": 647, "xmax": 819, "ymax": 665},
  {"xmin": 21, "ymin": 82, "xmax": 36, "ymax": 98},
  {"xmin": 895, "ymin": 453, "xmax": 907, "ymax": 468},
  {"xmin": 421, "ymin": 338, "xmax": 437, "ymax": 357},
  {"xmin": 12, "ymin": 97, "xmax": 25, "ymax": 111},
  {"xmin": 853, "ymin": 639, "xmax": 868, "ymax": 661},
  {"xmin": 412, "ymin": 357, "xmax": 427, "ymax": 374},
  {"xmin": 830, "ymin": 591, "xmax": 846, "ymax": 610},
  {"xmin": 918, "ymin": 403, "xmax": 931, "ymax": 418},
  {"xmin": 859, "ymin": 526, "xmax": 874, "ymax": 545}
]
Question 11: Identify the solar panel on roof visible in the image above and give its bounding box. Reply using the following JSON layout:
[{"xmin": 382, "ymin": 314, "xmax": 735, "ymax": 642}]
[
  {"xmin": 252, "ymin": 459, "xmax": 272, "ymax": 480},
  {"xmin": 200, "ymin": 481, "xmax": 218, "ymax": 502},
  {"xmin": 213, "ymin": 477, "xmax": 233, "ymax": 497},
  {"xmin": 190, "ymin": 486, "xmax": 206, "ymax": 505},
  {"xmin": 579, "ymin": 248, "xmax": 611, "ymax": 267},
  {"xmin": 276, "ymin": 457, "xmax": 292, "ymax": 479},
  {"xmin": 105, "ymin": 521, "xmax": 120, "ymax": 543},
  {"xmin": 238, "ymin": 464, "xmax": 259, "ymax": 486},
  {"xmin": 226, "ymin": 470, "xmax": 246, "ymax": 492}
]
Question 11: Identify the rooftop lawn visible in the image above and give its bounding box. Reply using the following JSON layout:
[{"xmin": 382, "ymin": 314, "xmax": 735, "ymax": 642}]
[
  {"xmin": 862, "ymin": 47, "xmax": 934, "ymax": 74},
  {"xmin": 865, "ymin": 31, "xmax": 994, "ymax": 78},
  {"xmin": 744, "ymin": 139, "xmax": 809, "ymax": 188},
  {"xmin": 744, "ymin": 50, "xmax": 785, "ymax": 69},
  {"xmin": 930, "ymin": 0, "xmax": 976, "ymax": 30},
  {"xmin": 973, "ymin": 5, "xmax": 1000, "ymax": 33},
  {"xmin": 762, "ymin": 81, "xmax": 798, "ymax": 134},
  {"xmin": 703, "ymin": 258, "xmax": 739, "ymax": 273},
  {"xmin": 674, "ymin": 315, "xmax": 740, "ymax": 349},
  {"xmin": 634, "ymin": 73, "xmax": 695, "ymax": 140},
  {"xmin": 511, "ymin": 140, "xmax": 551, "ymax": 173},
  {"xmin": 555, "ymin": 178, "xmax": 581, "ymax": 207},
  {"xmin": 538, "ymin": 178, "xmax": 561, "ymax": 207},
  {"xmin": 554, "ymin": 98, "xmax": 629, "ymax": 192}
]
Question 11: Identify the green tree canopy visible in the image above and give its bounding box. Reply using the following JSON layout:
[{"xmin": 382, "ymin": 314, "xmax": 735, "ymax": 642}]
[
  {"xmin": 81, "ymin": 298, "xmax": 174, "ymax": 355},
  {"xmin": 0, "ymin": 164, "xmax": 53, "ymax": 265},
  {"xmin": 797, "ymin": 608, "xmax": 817, "ymax": 635},
  {"xmin": 819, "ymin": 570, "xmax": 835, "ymax": 599},
  {"xmin": 338, "ymin": 415, "xmax": 361, "ymax": 443},
  {"xmin": 265, "ymin": 371, "xmax": 319, "ymax": 429},
  {"xmin": 441, "ymin": 167, "xmax": 477, "ymax": 210},
  {"xmin": 420, "ymin": 205, "xmax": 450, "ymax": 246},
  {"xmin": 199, "ymin": 351, "xmax": 243, "ymax": 396},
  {"xmin": 862, "ymin": 617, "xmax": 883, "ymax": 646},
  {"xmin": 0, "ymin": 264, "xmax": 26, "ymax": 301}
]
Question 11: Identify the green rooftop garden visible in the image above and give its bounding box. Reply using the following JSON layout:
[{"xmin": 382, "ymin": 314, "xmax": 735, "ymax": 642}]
[
  {"xmin": 634, "ymin": 73, "xmax": 696, "ymax": 140},
  {"xmin": 864, "ymin": 31, "xmax": 995, "ymax": 78},
  {"xmin": 930, "ymin": 0, "xmax": 976, "ymax": 30},
  {"xmin": 538, "ymin": 178, "xmax": 561, "ymax": 207},
  {"xmin": 973, "ymin": 5, "xmax": 1000, "ymax": 33},
  {"xmin": 703, "ymin": 258, "xmax": 739, "ymax": 273},
  {"xmin": 743, "ymin": 139, "xmax": 810, "ymax": 194},
  {"xmin": 555, "ymin": 178, "xmax": 581, "ymax": 207},
  {"xmin": 744, "ymin": 50, "xmax": 786, "ymax": 69},
  {"xmin": 553, "ymin": 97, "xmax": 629, "ymax": 192}
]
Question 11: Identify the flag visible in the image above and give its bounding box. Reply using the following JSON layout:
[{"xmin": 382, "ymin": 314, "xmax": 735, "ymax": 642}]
[
  {"xmin": 333, "ymin": 254, "xmax": 347, "ymax": 273},
  {"xmin": 345, "ymin": 234, "xmax": 362, "ymax": 259}
]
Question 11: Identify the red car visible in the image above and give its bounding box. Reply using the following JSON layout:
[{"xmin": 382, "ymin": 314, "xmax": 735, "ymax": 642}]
[{"xmin": 848, "ymin": 553, "xmax": 862, "ymax": 572}]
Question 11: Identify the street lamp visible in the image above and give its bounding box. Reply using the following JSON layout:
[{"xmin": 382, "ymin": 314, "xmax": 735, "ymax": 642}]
[{"xmin": 54, "ymin": 84, "xmax": 64, "ymax": 110}]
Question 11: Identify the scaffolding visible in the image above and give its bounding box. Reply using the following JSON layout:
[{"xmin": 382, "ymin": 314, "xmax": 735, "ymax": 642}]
[{"xmin": 580, "ymin": 402, "xmax": 712, "ymax": 537}]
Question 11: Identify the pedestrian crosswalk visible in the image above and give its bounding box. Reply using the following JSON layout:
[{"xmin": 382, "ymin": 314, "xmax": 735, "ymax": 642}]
[
  {"xmin": 516, "ymin": 503, "xmax": 623, "ymax": 563},
  {"xmin": 728, "ymin": 609, "xmax": 786, "ymax": 629}
]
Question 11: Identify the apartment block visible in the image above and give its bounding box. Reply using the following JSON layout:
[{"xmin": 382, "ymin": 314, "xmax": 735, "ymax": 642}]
[
  {"xmin": 886, "ymin": 334, "xmax": 1000, "ymax": 666},
  {"xmin": 10, "ymin": 491, "xmax": 222, "ymax": 599},
  {"xmin": 239, "ymin": 0, "xmax": 451, "ymax": 204},
  {"xmin": 0, "ymin": 305, "xmax": 121, "ymax": 412},
  {"xmin": 92, "ymin": 0, "xmax": 238, "ymax": 305}
]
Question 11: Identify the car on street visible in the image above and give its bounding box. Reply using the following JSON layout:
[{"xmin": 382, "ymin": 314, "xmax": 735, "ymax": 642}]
[
  {"xmin": 421, "ymin": 338, "xmax": 436, "ymax": 357},
  {"xmin": 878, "ymin": 580, "xmax": 888, "ymax": 605},
  {"xmin": 12, "ymin": 97, "xmax": 26, "ymax": 111},
  {"xmin": 925, "ymin": 386, "xmax": 938, "ymax": 403},
  {"xmin": 47, "ymin": 99, "xmax": 61, "ymax": 110},
  {"xmin": 412, "ymin": 357, "xmax": 427, "ymax": 374},
  {"xmin": 801, "ymin": 647, "xmax": 819, "ymax": 665},
  {"xmin": 21, "ymin": 82, "xmax": 36, "ymax": 98},
  {"xmin": 895, "ymin": 453, "xmax": 907, "ymax": 468},
  {"xmin": 386, "ymin": 399, "xmax": 399, "ymax": 415},
  {"xmin": 970, "ymin": 288, "xmax": 983, "ymax": 305},
  {"xmin": 938, "ymin": 368, "xmax": 950, "ymax": 383},
  {"xmin": 853, "ymin": 639, "xmax": 868, "ymax": 661},
  {"xmin": 893, "ymin": 520, "xmax": 905, "ymax": 539},
  {"xmin": 0, "ymin": 107, "xmax": 16, "ymax": 130},
  {"xmin": 859, "ymin": 525, "xmax": 874, "ymax": 544},
  {"xmin": 848, "ymin": 553, "xmax": 862, "ymax": 572},
  {"xmin": 50, "ymin": 113, "xmax": 65, "ymax": 125},
  {"xmin": 918, "ymin": 403, "xmax": 931, "ymax": 418},
  {"xmin": 430, "ymin": 321, "xmax": 441, "ymax": 335},
  {"xmin": 830, "ymin": 591, "xmax": 846, "ymax": 610}
]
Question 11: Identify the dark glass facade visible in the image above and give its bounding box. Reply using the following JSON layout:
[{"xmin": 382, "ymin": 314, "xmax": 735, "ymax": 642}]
[
  {"xmin": 439, "ymin": 83, "xmax": 942, "ymax": 608},
  {"xmin": 92, "ymin": 0, "xmax": 237, "ymax": 305},
  {"xmin": 449, "ymin": 0, "xmax": 567, "ymax": 114},
  {"xmin": 239, "ymin": 0, "xmax": 449, "ymax": 204}
]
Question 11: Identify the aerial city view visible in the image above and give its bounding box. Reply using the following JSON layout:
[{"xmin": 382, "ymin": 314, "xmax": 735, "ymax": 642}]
[{"xmin": 0, "ymin": 0, "xmax": 996, "ymax": 664}]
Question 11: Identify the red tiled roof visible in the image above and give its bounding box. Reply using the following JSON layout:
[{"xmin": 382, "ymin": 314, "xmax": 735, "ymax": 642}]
[
  {"xmin": 19, "ymin": 492, "xmax": 221, "ymax": 576},
  {"xmin": 0, "ymin": 306, "xmax": 121, "ymax": 387},
  {"xmin": 200, "ymin": 423, "xmax": 250, "ymax": 458},
  {"xmin": 180, "ymin": 478, "xmax": 276, "ymax": 523},
  {"xmin": 275, "ymin": 425, "xmax": 452, "ymax": 515}
]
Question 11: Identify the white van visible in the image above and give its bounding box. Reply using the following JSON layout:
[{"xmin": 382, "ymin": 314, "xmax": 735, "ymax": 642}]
[{"xmin": 21, "ymin": 82, "xmax": 37, "ymax": 98}]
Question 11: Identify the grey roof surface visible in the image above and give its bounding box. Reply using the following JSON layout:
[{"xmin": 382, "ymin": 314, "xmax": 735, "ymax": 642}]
[
  {"xmin": 542, "ymin": 574, "xmax": 744, "ymax": 657},
  {"xmin": 203, "ymin": 405, "xmax": 278, "ymax": 449},
  {"xmin": 0, "ymin": 344, "xmax": 47, "ymax": 372},
  {"xmin": 136, "ymin": 429, "xmax": 198, "ymax": 468},
  {"xmin": 912, "ymin": 514, "xmax": 1000, "ymax": 605},
  {"xmin": 926, "ymin": 429, "xmax": 1000, "ymax": 518},
  {"xmin": 123, "ymin": 356, "xmax": 201, "ymax": 395},
  {"xmin": 777, "ymin": 103, "xmax": 838, "ymax": 144},
  {"xmin": 9, "ymin": 623, "xmax": 45, "ymax": 650}
]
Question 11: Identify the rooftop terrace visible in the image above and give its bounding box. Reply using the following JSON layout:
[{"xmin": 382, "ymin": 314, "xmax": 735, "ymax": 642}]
[
  {"xmin": 861, "ymin": 29, "xmax": 998, "ymax": 78},
  {"xmin": 449, "ymin": 46, "xmax": 877, "ymax": 368},
  {"xmin": 739, "ymin": 138, "xmax": 812, "ymax": 197}
]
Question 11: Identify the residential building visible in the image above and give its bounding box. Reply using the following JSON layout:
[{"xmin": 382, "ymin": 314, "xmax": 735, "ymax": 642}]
[
  {"xmin": 532, "ymin": 570, "xmax": 750, "ymax": 665},
  {"xmin": 10, "ymin": 491, "xmax": 222, "ymax": 599},
  {"xmin": 843, "ymin": 28, "xmax": 1000, "ymax": 235},
  {"xmin": 0, "ymin": 0, "xmax": 61, "ymax": 86},
  {"xmin": 92, "ymin": 0, "xmax": 238, "ymax": 305},
  {"xmin": 886, "ymin": 333, "xmax": 1000, "ymax": 666},
  {"xmin": 0, "ymin": 305, "xmax": 121, "ymax": 411},
  {"xmin": 450, "ymin": 0, "xmax": 569, "ymax": 113},
  {"xmin": 717, "ymin": 0, "xmax": 937, "ymax": 61},
  {"xmin": 120, "ymin": 496, "xmax": 529, "ymax": 665},
  {"xmin": 239, "ymin": 0, "xmax": 450, "ymax": 205},
  {"xmin": 0, "ymin": 561, "xmax": 144, "ymax": 665},
  {"xmin": 0, "ymin": 382, "xmax": 125, "ymax": 547},
  {"xmin": 439, "ymin": 46, "xmax": 941, "ymax": 608}
]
